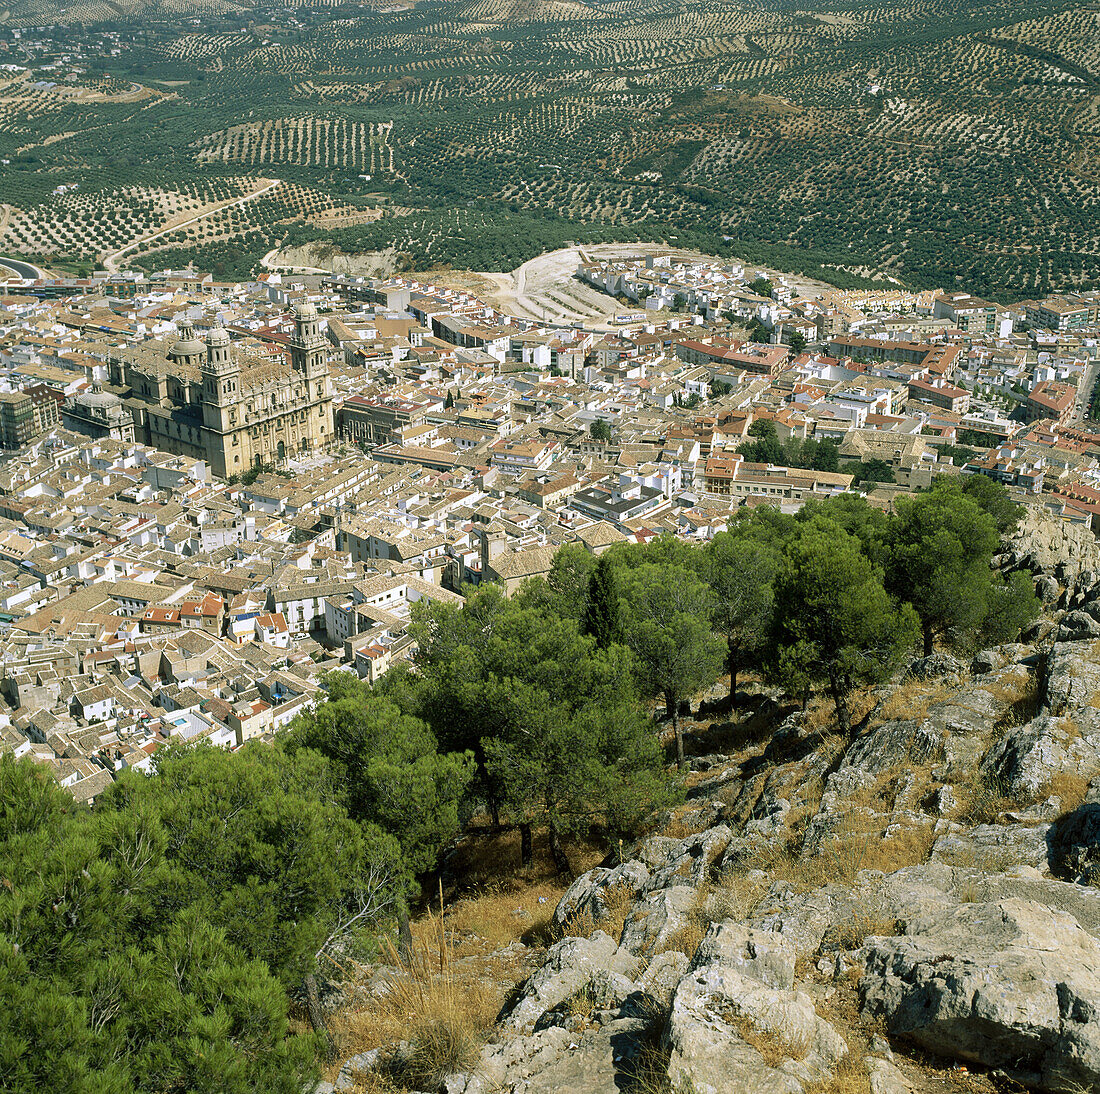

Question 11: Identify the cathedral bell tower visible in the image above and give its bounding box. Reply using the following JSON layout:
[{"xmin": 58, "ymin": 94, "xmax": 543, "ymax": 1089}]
[
  {"xmin": 289, "ymin": 302, "xmax": 332, "ymax": 452},
  {"xmin": 290, "ymin": 302, "xmax": 327, "ymax": 384},
  {"xmin": 201, "ymin": 322, "xmax": 240, "ymax": 434}
]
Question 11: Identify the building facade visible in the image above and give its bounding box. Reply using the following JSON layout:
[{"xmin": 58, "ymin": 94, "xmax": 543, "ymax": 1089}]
[{"xmin": 104, "ymin": 303, "xmax": 334, "ymax": 478}]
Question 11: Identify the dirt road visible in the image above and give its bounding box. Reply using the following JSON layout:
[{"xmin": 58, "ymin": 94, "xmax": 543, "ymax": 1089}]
[{"xmin": 102, "ymin": 178, "xmax": 281, "ymax": 273}]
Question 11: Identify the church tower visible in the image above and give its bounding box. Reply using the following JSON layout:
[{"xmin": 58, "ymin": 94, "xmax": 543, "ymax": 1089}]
[
  {"xmin": 290, "ymin": 302, "xmax": 327, "ymax": 384},
  {"xmin": 201, "ymin": 323, "xmax": 240, "ymax": 435},
  {"xmin": 288, "ymin": 302, "xmax": 333, "ymax": 452}
]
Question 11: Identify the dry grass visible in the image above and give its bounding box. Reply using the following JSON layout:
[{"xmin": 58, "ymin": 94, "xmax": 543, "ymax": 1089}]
[
  {"xmin": 444, "ymin": 876, "xmax": 569, "ymax": 952},
  {"xmin": 952, "ymin": 770, "xmax": 1015, "ymax": 826},
  {"xmin": 733, "ymin": 1016, "xmax": 810, "ymax": 1066},
  {"xmin": 846, "ymin": 763, "xmax": 934, "ymax": 812},
  {"xmin": 868, "ymin": 680, "xmax": 959, "ymax": 727},
  {"xmin": 659, "ymin": 886, "xmax": 711, "ymax": 959},
  {"xmin": 826, "ymin": 912, "xmax": 901, "ymax": 952},
  {"xmin": 1043, "ymin": 771, "xmax": 1091, "ymax": 813},
  {"xmin": 709, "ymin": 871, "xmax": 770, "ymax": 922},
  {"xmin": 803, "ymin": 1052, "xmax": 872, "ymax": 1094},
  {"xmin": 728, "ymin": 813, "xmax": 935, "ymax": 895},
  {"xmin": 331, "ymin": 909, "xmax": 495, "ymax": 1092},
  {"xmin": 438, "ymin": 824, "xmax": 605, "ymax": 950}
]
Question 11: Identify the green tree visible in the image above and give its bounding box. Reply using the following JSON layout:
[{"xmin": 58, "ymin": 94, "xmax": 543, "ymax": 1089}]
[
  {"xmin": 740, "ymin": 419, "xmax": 785, "ymax": 465},
  {"xmin": 523, "ymin": 542, "xmax": 596, "ymax": 622},
  {"xmin": 0, "ymin": 754, "xmax": 320, "ymax": 1094},
  {"xmin": 958, "ymin": 473, "xmax": 1024, "ymax": 535},
  {"xmin": 409, "ymin": 586, "xmax": 674, "ymax": 868},
  {"xmin": 887, "ymin": 482, "xmax": 1005, "ymax": 655},
  {"xmin": 284, "ymin": 683, "xmax": 474, "ymax": 875},
  {"xmin": 620, "ymin": 563, "xmax": 723, "ymax": 767},
  {"xmin": 840, "ymin": 458, "xmax": 895, "ymax": 485},
  {"xmin": 590, "ymin": 418, "xmax": 613, "ymax": 444},
  {"xmin": 99, "ymin": 742, "xmax": 407, "ymax": 1046},
  {"xmin": 704, "ymin": 530, "xmax": 777, "ymax": 706},
  {"xmin": 769, "ymin": 518, "xmax": 919, "ymax": 735},
  {"xmin": 788, "ymin": 330, "xmax": 807, "ymax": 353},
  {"xmin": 582, "ymin": 553, "xmax": 622, "ymax": 648},
  {"xmin": 810, "ymin": 438, "xmax": 839, "ymax": 473}
]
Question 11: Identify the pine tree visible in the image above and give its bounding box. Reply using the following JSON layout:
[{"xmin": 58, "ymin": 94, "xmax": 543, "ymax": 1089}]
[{"xmin": 582, "ymin": 555, "xmax": 621, "ymax": 648}]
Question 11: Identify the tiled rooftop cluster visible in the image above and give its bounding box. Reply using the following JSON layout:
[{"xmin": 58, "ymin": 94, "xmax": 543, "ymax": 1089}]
[{"xmin": 1, "ymin": 257, "xmax": 1099, "ymax": 799}]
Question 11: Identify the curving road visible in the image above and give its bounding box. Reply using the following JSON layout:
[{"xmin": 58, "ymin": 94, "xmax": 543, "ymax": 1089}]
[
  {"xmin": 102, "ymin": 178, "xmax": 282, "ymax": 274},
  {"xmin": 0, "ymin": 254, "xmax": 50, "ymax": 280}
]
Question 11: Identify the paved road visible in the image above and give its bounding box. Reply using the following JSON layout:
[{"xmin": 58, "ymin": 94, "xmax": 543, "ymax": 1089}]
[
  {"xmin": 0, "ymin": 254, "xmax": 49, "ymax": 280},
  {"xmin": 1074, "ymin": 357, "xmax": 1100, "ymax": 424}
]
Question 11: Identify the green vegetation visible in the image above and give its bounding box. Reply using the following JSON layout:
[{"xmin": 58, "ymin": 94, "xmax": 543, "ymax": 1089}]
[
  {"xmin": 0, "ymin": 0, "xmax": 1095, "ymax": 296},
  {"xmin": 738, "ymin": 420, "xmax": 840, "ymax": 472},
  {"xmin": 0, "ymin": 478, "xmax": 1038, "ymax": 1090}
]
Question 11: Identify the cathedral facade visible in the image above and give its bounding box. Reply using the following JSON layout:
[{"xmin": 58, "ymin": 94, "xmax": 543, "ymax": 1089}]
[{"xmin": 104, "ymin": 303, "xmax": 334, "ymax": 479}]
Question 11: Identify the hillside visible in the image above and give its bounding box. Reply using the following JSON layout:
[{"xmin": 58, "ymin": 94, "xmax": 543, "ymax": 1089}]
[
  {"xmin": 0, "ymin": 0, "xmax": 1098, "ymax": 296},
  {"xmin": 324, "ymin": 508, "xmax": 1100, "ymax": 1094}
]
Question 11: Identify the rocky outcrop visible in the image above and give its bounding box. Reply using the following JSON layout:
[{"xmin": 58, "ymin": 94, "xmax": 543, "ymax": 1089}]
[
  {"xmin": 665, "ymin": 964, "xmax": 847, "ymax": 1094},
  {"xmin": 499, "ymin": 932, "xmax": 636, "ymax": 1032},
  {"xmin": 551, "ymin": 860, "xmax": 649, "ymax": 931},
  {"xmin": 1004, "ymin": 508, "xmax": 1100, "ymax": 591},
  {"xmin": 859, "ymin": 897, "xmax": 1100, "ymax": 1092}
]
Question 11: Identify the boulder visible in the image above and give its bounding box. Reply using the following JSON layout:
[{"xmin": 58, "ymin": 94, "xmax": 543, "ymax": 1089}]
[
  {"xmin": 1057, "ymin": 610, "xmax": 1100, "ymax": 642},
  {"xmin": 866, "ymin": 1056, "xmax": 913, "ymax": 1094},
  {"xmin": 619, "ymin": 885, "xmax": 697, "ymax": 958},
  {"xmin": 689, "ymin": 921, "xmax": 796, "ymax": 990},
  {"xmin": 971, "ymin": 648, "xmax": 1009, "ymax": 675},
  {"xmin": 930, "ymin": 822, "xmax": 1053, "ymax": 873},
  {"xmin": 665, "ymin": 966, "xmax": 847, "ymax": 1094},
  {"xmin": 552, "ymin": 860, "xmax": 649, "ymax": 931},
  {"xmin": 982, "ymin": 715, "xmax": 1100, "ymax": 800},
  {"xmin": 500, "ymin": 932, "xmax": 635, "ymax": 1032},
  {"xmin": 637, "ymin": 950, "xmax": 689, "ymax": 1008},
  {"xmin": 859, "ymin": 897, "xmax": 1100, "ymax": 1092},
  {"xmin": 1045, "ymin": 643, "xmax": 1100, "ymax": 714},
  {"xmin": 905, "ymin": 652, "xmax": 966, "ymax": 683},
  {"xmin": 638, "ymin": 825, "xmax": 733, "ymax": 892},
  {"xmin": 1035, "ymin": 574, "xmax": 1060, "ymax": 605},
  {"xmin": 1048, "ymin": 802, "xmax": 1100, "ymax": 884},
  {"xmin": 333, "ymin": 1048, "xmax": 390, "ymax": 1092},
  {"xmin": 478, "ymin": 1016, "xmax": 655, "ymax": 1094}
]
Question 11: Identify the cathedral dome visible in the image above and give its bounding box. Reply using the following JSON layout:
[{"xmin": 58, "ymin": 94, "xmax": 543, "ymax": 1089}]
[
  {"xmin": 294, "ymin": 302, "xmax": 318, "ymax": 320},
  {"xmin": 76, "ymin": 389, "xmax": 122, "ymax": 411},
  {"xmin": 169, "ymin": 333, "xmax": 205, "ymax": 359}
]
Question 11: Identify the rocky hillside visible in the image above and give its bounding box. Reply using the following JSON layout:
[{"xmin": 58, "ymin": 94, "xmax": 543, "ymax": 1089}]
[{"xmin": 327, "ymin": 509, "xmax": 1100, "ymax": 1094}]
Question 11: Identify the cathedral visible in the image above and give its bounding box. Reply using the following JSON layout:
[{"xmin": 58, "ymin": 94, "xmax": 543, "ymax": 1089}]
[{"xmin": 102, "ymin": 303, "xmax": 334, "ymax": 479}]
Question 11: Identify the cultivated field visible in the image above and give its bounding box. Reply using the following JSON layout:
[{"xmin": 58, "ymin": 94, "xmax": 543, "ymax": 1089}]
[{"xmin": 0, "ymin": 0, "xmax": 1096, "ymax": 296}]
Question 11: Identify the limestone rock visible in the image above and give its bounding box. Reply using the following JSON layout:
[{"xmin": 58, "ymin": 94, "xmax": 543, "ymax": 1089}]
[
  {"xmin": 552, "ymin": 860, "xmax": 649, "ymax": 931},
  {"xmin": 500, "ymin": 932, "xmax": 635, "ymax": 1032},
  {"xmin": 1048, "ymin": 802, "xmax": 1100, "ymax": 884},
  {"xmin": 1045, "ymin": 643, "xmax": 1100, "ymax": 714},
  {"xmin": 905, "ymin": 652, "xmax": 967, "ymax": 683},
  {"xmin": 859, "ymin": 897, "xmax": 1100, "ymax": 1092},
  {"xmin": 866, "ymin": 1056, "xmax": 912, "ymax": 1094},
  {"xmin": 930, "ymin": 822, "xmax": 1053, "ymax": 873},
  {"xmin": 619, "ymin": 886, "xmax": 698, "ymax": 958},
  {"xmin": 690, "ymin": 920, "xmax": 796, "ymax": 990},
  {"xmin": 637, "ymin": 950, "xmax": 689, "ymax": 1008},
  {"xmin": 983, "ymin": 714, "xmax": 1100, "ymax": 800},
  {"xmin": 636, "ymin": 825, "xmax": 733, "ymax": 892},
  {"xmin": 334, "ymin": 1048, "xmax": 389, "ymax": 1092},
  {"xmin": 665, "ymin": 966, "xmax": 847, "ymax": 1094},
  {"xmin": 1060, "ymin": 610, "xmax": 1100, "ymax": 642}
]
